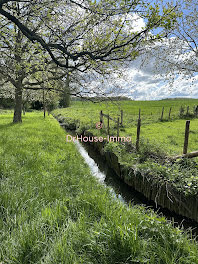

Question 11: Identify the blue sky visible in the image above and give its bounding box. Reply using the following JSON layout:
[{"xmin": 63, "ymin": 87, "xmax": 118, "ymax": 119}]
[
  {"xmin": 118, "ymin": 0, "xmax": 198, "ymax": 100},
  {"xmin": 88, "ymin": 1, "xmax": 198, "ymax": 100}
]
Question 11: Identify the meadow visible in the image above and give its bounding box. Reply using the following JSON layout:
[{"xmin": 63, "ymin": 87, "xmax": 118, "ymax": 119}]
[
  {"xmin": 1, "ymin": 112, "xmax": 198, "ymax": 263},
  {"xmin": 53, "ymin": 99, "xmax": 198, "ymax": 155},
  {"xmin": 52, "ymin": 99, "xmax": 198, "ymax": 197}
]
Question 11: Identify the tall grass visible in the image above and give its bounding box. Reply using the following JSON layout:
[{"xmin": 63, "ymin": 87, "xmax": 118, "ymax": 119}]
[{"xmin": 0, "ymin": 112, "xmax": 198, "ymax": 263}]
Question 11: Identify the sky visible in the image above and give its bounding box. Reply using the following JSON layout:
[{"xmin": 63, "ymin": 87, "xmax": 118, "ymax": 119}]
[
  {"xmin": 102, "ymin": 1, "xmax": 198, "ymax": 101},
  {"xmin": 112, "ymin": 63, "xmax": 198, "ymax": 100}
]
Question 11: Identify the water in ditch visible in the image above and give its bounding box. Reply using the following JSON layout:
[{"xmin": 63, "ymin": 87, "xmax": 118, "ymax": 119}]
[
  {"xmin": 73, "ymin": 135, "xmax": 198, "ymax": 237},
  {"xmin": 75, "ymin": 140, "xmax": 147, "ymax": 205}
]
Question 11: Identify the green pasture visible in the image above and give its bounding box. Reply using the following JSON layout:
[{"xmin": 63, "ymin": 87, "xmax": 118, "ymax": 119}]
[
  {"xmin": 1, "ymin": 112, "xmax": 198, "ymax": 263},
  {"xmin": 53, "ymin": 99, "xmax": 198, "ymax": 196},
  {"xmin": 124, "ymin": 119, "xmax": 198, "ymax": 155},
  {"xmin": 54, "ymin": 98, "xmax": 198, "ymax": 123},
  {"xmin": 0, "ymin": 109, "xmax": 13, "ymax": 115},
  {"xmin": 53, "ymin": 99, "xmax": 198, "ymax": 155}
]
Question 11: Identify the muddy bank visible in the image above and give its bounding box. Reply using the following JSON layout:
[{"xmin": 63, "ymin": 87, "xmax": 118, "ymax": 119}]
[{"xmin": 55, "ymin": 114, "xmax": 198, "ymax": 224}]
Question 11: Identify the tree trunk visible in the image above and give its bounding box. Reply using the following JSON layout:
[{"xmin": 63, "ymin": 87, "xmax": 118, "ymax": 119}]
[
  {"xmin": 13, "ymin": 21, "xmax": 23, "ymax": 123},
  {"xmin": 22, "ymin": 102, "xmax": 26, "ymax": 115},
  {"xmin": 13, "ymin": 85, "xmax": 23, "ymax": 123},
  {"xmin": 62, "ymin": 72, "xmax": 70, "ymax": 108},
  {"xmin": 43, "ymin": 87, "xmax": 46, "ymax": 118}
]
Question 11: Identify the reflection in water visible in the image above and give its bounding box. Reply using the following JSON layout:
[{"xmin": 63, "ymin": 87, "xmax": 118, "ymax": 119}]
[
  {"xmin": 75, "ymin": 140, "xmax": 126, "ymax": 204},
  {"xmin": 75, "ymin": 140, "xmax": 106, "ymax": 183},
  {"xmin": 75, "ymin": 140, "xmax": 152, "ymax": 206}
]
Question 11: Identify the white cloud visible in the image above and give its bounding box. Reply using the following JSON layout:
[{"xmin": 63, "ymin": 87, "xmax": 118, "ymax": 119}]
[
  {"xmin": 103, "ymin": 36, "xmax": 198, "ymax": 100},
  {"xmin": 82, "ymin": 13, "xmax": 198, "ymax": 101},
  {"xmin": 123, "ymin": 13, "xmax": 146, "ymax": 33}
]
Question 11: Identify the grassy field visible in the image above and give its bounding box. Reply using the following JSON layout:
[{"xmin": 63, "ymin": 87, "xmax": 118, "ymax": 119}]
[
  {"xmin": 52, "ymin": 99, "xmax": 198, "ymax": 196},
  {"xmin": 53, "ymin": 99, "xmax": 198, "ymax": 155},
  {"xmin": 1, "ymin": 112, "xmax": 198, "ymax": 263},
  {"xmin": 0, "ymin": 109, "xmax": 13, "ymax": 115}
]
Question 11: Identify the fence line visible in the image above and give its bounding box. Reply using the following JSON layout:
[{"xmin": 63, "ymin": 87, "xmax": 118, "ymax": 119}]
[
  {"xmin": 98, "ymin": 107, "xmax": 198, "ymax": 157},
  {"xmin": 136, "ymin": 109, "xmax": 141, "ymax": 151},
  {"xmin": 159, "ymin": 105, "xmax": 198, "ymax": 121},
  {"xmin": 99, "ymin": 110, "xmax": 123, "ymax": 136}
]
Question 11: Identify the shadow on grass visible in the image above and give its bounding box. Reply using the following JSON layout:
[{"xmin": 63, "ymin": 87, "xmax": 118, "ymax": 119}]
[{"xmin": 0, "ymin": 122, "xmax": 17, "ymax": 130}]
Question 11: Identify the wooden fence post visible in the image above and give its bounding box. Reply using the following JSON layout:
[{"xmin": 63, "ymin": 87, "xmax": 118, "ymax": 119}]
[
  {"xmin": 120, "ymin": 110, "xmax": 123, "ymax": 126},
  {"xmin": 196, "ymin": 106, "xmax": 198, "ymax": 116},
  {"xmin": 136, "ymin": 109, "xmax": 141, "ymax": 151},
  {"xmin": 117, "ymin": 117, "xmax": 120, "ymax": 138},
  {"xmin": 180, "ymin": 106, "xmax": 184, "ymax": 117},
  {"xmin": 161, "ymin": 107, "xmax": 164, "ymax": 121},
  {"xmin": 168, "ymin": 107, "xmax": 172, "ymax": 119},
  {"xmin": 107, "ymin": 115, "xmax": 110, "ymax": 135},
  {"xmin": 100, "ymin": 110, "xmax": 103, "ymax": 125},
  {"xmin": 183, "ymin": 120, "xmax": 190, "ymax": 154}
]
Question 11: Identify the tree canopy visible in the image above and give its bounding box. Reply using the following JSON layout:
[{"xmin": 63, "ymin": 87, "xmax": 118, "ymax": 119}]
[
  {"xmin": 0, "ymin": 0, "xmax": 178, "ymax": 122},
  {"xmin": 141, "ymin": 0, "xmax": 198, "ymax": 85},
  {"xmin": 0, "ymin": 0, "xmax": 177, "ymax": 69}
]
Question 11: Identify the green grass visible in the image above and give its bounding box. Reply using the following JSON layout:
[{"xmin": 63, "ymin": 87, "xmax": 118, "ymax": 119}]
[
  {"xmin": 0, "ymin": 109, "xmax": 13, "ymax": 115},
  {"xmin": 52, "ymin": 99, "xmax": 198, "ymax": 196},
  {"xmin": 1, "ymin": 112, "xmax": 198, "ymax": 263},
  {"xmin": 54, "ymin": 99, "xmax": 198, "ymax": 123},
  {"xmin": 124, "ymin": 119, "xmax": 198, "ymax": 155},
  {"xmin": 53, "ymin": 99, "xmax": 198, "ymax": 155}
]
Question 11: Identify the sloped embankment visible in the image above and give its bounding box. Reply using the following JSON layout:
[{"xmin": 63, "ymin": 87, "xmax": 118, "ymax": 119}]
[{"xmin": 54, "ymin": 113, "xmax": 198, "ymax": 223}]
